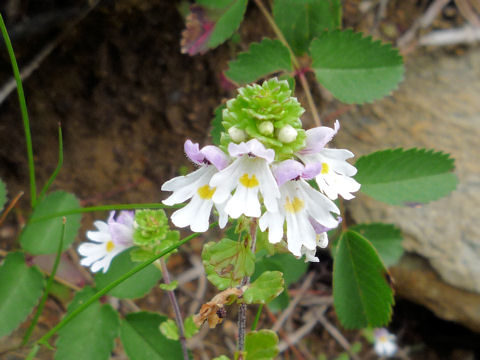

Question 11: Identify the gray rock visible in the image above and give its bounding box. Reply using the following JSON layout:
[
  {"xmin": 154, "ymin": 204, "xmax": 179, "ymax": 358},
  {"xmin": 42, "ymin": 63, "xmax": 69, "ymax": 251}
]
[{"xmin": 335, "ymin": 48, "xmax": 480, "ymax": 294}]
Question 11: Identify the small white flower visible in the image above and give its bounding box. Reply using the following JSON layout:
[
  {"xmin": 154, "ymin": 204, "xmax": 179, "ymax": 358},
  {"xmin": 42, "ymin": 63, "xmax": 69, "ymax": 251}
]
[
  {"xmin": 259, "ymin": 179, "xmax": 340, "ymax": 258},
  {"xmin": 161, "ymin": 140, "xmax": 229, "ymax": 232},
  {"xmin": 278, "ymin": 124, "xmax": 298, "ymax": 143},
  {"xmin": 374, "ymin": 328, "xmax": 398, "ymax": 357},
  {"xmin": 210, "ymin": 139, "xmax": 280, "ymax": 219},
  {"xmin": 298, "ymin": 120, "xmax": 360, "ymax": 200},
  {"xmin": 78, "ymin": 211, "xmax": 134, "ymax": 273}
]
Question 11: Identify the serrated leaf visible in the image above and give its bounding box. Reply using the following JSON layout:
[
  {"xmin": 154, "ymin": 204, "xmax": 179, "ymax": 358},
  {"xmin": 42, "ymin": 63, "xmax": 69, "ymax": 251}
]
[
  {"xmin": 0, "ymin": 179, "xmax": 6, "ymax": 212},
  {"xmin": 159, "ymin": 319, "xmax": 179, "ymax": 340},
  {"xmin": 350, "ymin": 223, "xmax": 403, "ymax": 267},
  {"xmin": 243, "ymin": 271, "xmax": 284, "ymax": 304},
  {"xmin": 211, "ymin": 105, "xmax": 225, "ymax": 145},
  {"xmin": 0, "ymin": 252, "xmax": 44, "ymax": 338},
  {"xmin": 120, "ymin": 311, "xmax": 183, "ymax": 360},
  {"xmin": 273, "ymin": 0, "xmax": 341, "ymax": 55},
  {"xmin": 20, "ymin": 191, "xmax": 81, "ymax": 254},
  {"xmin": 355, "ymin": 148, "xmax": 458, "ymax": 205},
  {"xmin": 202, "ymin": 238, "xmax": 255, "ymax": 290},
  {"xmin": 245, "ymin": 330, "xmax": 279, "ymax": 360},
  {"xmin": 333, "ymin": 230, "xmax": 394, "ymax": 329},
  {"xmin": 55, "ymin": 287, "xmax": 119, "ymax": 360},
  {"xmin": 207, "ymin": 0, "xmax": 248, "ymax": 49},
  {"xmin": 225, "ymin": 39, "xmax": 292, "ymax": 84},
  {"xmin": 95, "ymin": 248, "xmax": 162, "ymax": 299},
  {"xmin": 159, "ymin": 280, "xmax": 178, "ymax": 291},
  {"xmin": 184, "ymin": 315, "xmax": 200, "ymax": 338},
  {"xmin": 310, "ymin": 30, "xmax": 404, "ymax": 104}
]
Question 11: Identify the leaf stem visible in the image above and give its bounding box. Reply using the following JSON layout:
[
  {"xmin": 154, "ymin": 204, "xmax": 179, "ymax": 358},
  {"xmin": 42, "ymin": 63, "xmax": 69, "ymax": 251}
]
[
  {"xmin": 0, "ymin": 14, "xmax": 37, "ymax": 208},
  {"xmin": 30, "ymin": 203, "xmax": 182, "ymax": 223},
  {"xmin": 34, "ymin": 226, "xmax": 212, "ymax": 348},
  {"xmin": 22, "ymin": 217, "xmax": 66, "ymax": 345},
  {"xmin": 251, "ymin": 304, "xmax": 263, "ymax": 331},
  {"xmin": 38, "ymin": 124, "xmax": 63, "ymax": 201},
  {"xmin": 252, "ymin": 0, "xmax": 322, "ymax": 126},
  {"xmin": 156, "ymin": 259, "xmax": 189, "ymax": 360}
]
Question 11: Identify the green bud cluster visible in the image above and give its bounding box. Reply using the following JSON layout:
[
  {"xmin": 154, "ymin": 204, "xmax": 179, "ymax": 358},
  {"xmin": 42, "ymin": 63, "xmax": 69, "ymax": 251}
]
[
  {"xmin": 221, "ymin": 78, "xmax": 306, "ymax": 159},
  {"xmin": 131, "ymin": 209, "xmax": 179, "ymax": 261}
]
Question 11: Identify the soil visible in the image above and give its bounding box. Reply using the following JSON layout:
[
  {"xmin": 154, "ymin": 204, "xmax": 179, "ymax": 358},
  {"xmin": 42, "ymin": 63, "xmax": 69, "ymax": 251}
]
[{"xmin": 0, "ymin": 0, "xmax": 479, "ymax": 359}]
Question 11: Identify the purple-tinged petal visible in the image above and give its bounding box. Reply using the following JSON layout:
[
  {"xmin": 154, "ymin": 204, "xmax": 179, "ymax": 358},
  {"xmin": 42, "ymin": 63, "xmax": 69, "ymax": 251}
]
[
  {"xmin": 115, "ymin": 211, "xmax": 135, "ymax": 226},
  {"xmin": 228, "ymin": 139, "xmax": 275, "ymax": 163},
  {"xmin": 309, "ymin": 216, "xmax": 342, "ymax": 234},
  {"xmin": 299, "ymin": 120, "xmax": 340, "ymax": 155},
  {"xmin": 273, "ymin": 160, "xmax": 303, "ymax": 187},
  {"xmin": 201, "ymin": 145, "xmax": 229, "ymax": 170},
  {"xmin": 107, "ymin": 211, "xmax": 115, "ymax": 224},
  {"xmin": 109, "ymin": 223, "xmax": 134, "ymax": 247},
  {"xmin": 184, "ymin": 139, "xmax": 204, "ymax": 165},
  {"xmin": 302, "ymin": 162, "xmax": 323, "ymax": 180}
]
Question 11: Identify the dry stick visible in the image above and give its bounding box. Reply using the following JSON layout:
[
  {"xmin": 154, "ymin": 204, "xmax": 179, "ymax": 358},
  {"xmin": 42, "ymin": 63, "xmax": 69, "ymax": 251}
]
[
  {"xmin": 156, "ymin": 259, "xmax": 189, "ymax": 360},
  {"xmin": 419, "ymin": 25, "xmax": 480, "ymax": 45},
  {"xmin": 397, "ymin": 0, "xmax": 451, "ymax": 49},
  {"xmin": 252, "ymin": 0, "xmax": 322, "ymax": 126},
  {"xmin": 315, "ymin": 308, "xmax": 361, "ymax": 360},
  {"xmin": 277, "ymin": 315, "xmax": 318, "ymax": 353},
  {"xmin": 455, "ymin": 0, "xmax": 480, "ymax": 27},
  {"xmin": 271, "ymin": 271, "xmax": 315, "ymax": 332},
  {"xmin": 0, "ymin": 191, "xmax": 23, "ymax": 226}
]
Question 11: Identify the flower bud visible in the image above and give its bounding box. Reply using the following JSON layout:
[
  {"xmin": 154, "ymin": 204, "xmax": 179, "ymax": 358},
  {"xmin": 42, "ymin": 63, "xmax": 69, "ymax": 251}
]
[
  {"xmin": 278, "ymin": 125, "xmax": 298, "ymax": 143},
  {"xmin": 258, "ymin": 121, "xmax": 274, "ymax": 135},
  {"xmin": 228, "ymin": 126, "xmax": 247, "ymax": 142}
]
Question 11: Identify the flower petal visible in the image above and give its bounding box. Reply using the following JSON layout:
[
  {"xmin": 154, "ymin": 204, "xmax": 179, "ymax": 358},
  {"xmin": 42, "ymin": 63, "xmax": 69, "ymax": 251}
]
[{"xmin": 184, "ymin": 139, "xmax": 204, "ymax": 165}]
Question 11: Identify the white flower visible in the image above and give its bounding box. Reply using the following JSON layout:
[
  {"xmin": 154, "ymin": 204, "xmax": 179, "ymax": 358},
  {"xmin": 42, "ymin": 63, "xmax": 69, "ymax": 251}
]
[
  {"xmin": 298, "ymin": 120, "xmax": 360, "ymax": 200},
  {"xmin": 374, "ymin": 328, "xmax": 398, "ymax": 357},
  {"xmin": 259, "ymin": 179, "xmax": 340, "ymax": 258},
  {"xmin": 300, "ymin": 217, "xmax": 339, "ymax": 262},
  {"xmin": 78, "ymin": 211, "xmax": 134, "ymax": 273},
  {"xmin": 210, "ymin": 139, "xmax": 280, "ymax": 219},
  {"xmin": 161, "ymin": 140, "xmax": 229, "ymax": 232}
]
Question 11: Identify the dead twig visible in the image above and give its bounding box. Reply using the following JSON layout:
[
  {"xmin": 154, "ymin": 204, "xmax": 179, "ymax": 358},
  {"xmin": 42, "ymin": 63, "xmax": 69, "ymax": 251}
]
[
  {"xmin": 277, "ymin": 312, "xmax": 318, "ymax": 353},
  {"xmin": 419, "ymin": 25, "xmax": 480, "ymax": 45}
]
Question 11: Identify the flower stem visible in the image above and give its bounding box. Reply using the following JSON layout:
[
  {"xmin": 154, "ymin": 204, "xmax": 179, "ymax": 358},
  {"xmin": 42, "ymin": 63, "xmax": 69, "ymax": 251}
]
[
  {"xmin": 38, "ymin": 124, "xmax": 63, "ymax": 201},
  {"xmin": 252, "ymin": 0, "xmax": 322, "ymax": 126},
  {"xmin": 33, "ymin": 225, "xmax": 215, "ymax": 349},
  {"xmin": 237, "ymin": 219, "xmax": 258, "ymax": 352},
  {"xmin": 0, "ymin": 14, "xmax": 36, "ymax": 208},
  {"xmin": 156, "ymin": 259, "xmax": 189, "ymax": 360}
]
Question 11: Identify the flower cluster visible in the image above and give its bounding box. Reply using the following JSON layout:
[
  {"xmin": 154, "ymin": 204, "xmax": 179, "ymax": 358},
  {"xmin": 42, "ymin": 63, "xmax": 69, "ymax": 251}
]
[{"xmin": 162, "ymin": 78, "xmax": 360, "ymax": 261}]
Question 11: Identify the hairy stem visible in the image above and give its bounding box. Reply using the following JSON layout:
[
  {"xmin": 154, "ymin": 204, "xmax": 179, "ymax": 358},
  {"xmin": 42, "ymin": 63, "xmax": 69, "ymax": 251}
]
[
  {"xmin": 237, "ymin": 219, "xmax": 258, "ymax": 352},
  {"xmin": 156, "ymin": 259, "xmax": 189, "ymax": 360},
  {"xmin": 0, "ymin": 14, "xmax": 36, "ymax": 208}
]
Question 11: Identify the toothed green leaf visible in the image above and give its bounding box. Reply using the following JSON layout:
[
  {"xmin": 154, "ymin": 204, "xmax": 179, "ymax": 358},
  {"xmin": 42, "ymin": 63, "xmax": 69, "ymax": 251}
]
[
  {"xmin": 245, "ymin": 330, "xmax": 279, "ymax": 360},
  {"xmin": 243, "ymin": 271, "xmax": 284, "ymax": 304},
  {"xmin": 207, "ymin": 0, "xmax": 248, "ymax": 48},
  {"xmin": 310, "ymin": 30, "xmax": 404, "ymax": 103}
]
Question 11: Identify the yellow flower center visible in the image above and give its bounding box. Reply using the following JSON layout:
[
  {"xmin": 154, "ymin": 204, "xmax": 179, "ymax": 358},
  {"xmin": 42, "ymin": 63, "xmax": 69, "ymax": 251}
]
[
  {"xmin": 284, "ymin": 197, "xmax": 305, "ymax": 214},
  {"xmin": 106, "ymin": 240, "xmax": 115, "ymax": 252},
  {"xmin": 321, "ymin": 163, "xmax": 329, "ymax": 174},
  {"xmin": 239, "ymin": 173, "xmax": 259, "ymax": 188},
  {"xmin": 197, "ymin": 184, "xmax": 216, "ymax": 199}
]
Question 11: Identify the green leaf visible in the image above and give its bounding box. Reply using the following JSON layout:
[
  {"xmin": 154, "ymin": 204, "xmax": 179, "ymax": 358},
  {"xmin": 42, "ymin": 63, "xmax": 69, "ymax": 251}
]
[
  {"xmin": 355, "ymin": 148, "xmax": 458, "ymax": 205},
  {"xmin": 0, "ymin": 179, "xmax": 6, "ymax": 212},
  {"xmin": 159, "ymin": 319, "xmax": 179, "ymax": 340},
  {"xmin": 211, "ymin": 105, "xmax": 226, "ymax": 146},
  {"xmin": 333, "ymin": 230, "xmax": 394, "ymax": 329},
  {"xmin": 20, "ymin": 191, "xmax": 81, "ymax": 254},
  {"xmin": 0, "ymin": 252, "xmax": 44, "ymax": 338},
  {"xmin": 243, "ymin": 271, "xmax": 284, "ymax": 304},
  {"xmin": 55, "ymin": 287, "xmax": 119, "ymax": 360},
  {"xmin": 273, "ymin": 0, "xmax": 341, "ymax": 55},
  {"xmin": 197, "ymin": 0, "xmax": 233, "ymax": 8},
  {"xmin": 349, "ymin": 223, "xmax": 403, "ymax": 267},
  {"xmin": 159, "ymin": 280, "xmax": 178, "ymax": 291},
  {"xmin": 202, "ymin": 238, "xmax": 255, "ymax": 290},
  {"xmin": 184, "ymin": 315, "xmax": 200, "ymax": 338},
  {"xmin": 120, "ymin": 311, "xmax": 183, "ymax": 360},
  {"xmin": 252, "ymin": 257, "xmax": 288, "ymax": 311},
  {"xmin": 207, "ymin": 0, "xmax": 248, "ymax": 49},
  {"xmin": 213, "ymin": 356, "xmax": 230, "ymax": 360},
  {"xmin": 225, "ymin": 39, "xmax": 292, "ymax": 84},
  {"xmin": 310, "ymin": 30, "xmax": 404, "ymax": 103},
  {"xmin": 245, "ymin": 330, "xmax": 279, "ymax": 360},
  {"xmin": 95, "ymin": 248, "xmax": 162, "ymax": 299}
]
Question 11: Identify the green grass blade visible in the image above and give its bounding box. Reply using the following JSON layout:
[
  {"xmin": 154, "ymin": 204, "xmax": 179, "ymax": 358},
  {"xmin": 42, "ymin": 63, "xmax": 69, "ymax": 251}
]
[{"xmin": 38, "ymin": 124, "xmax": 63, "ymax": 201}]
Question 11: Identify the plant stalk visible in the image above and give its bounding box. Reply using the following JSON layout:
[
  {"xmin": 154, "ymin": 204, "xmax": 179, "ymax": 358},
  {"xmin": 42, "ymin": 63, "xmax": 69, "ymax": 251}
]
[{"xmin": 156, "ymin": 259, "xmax": 189, "ymax": 360}]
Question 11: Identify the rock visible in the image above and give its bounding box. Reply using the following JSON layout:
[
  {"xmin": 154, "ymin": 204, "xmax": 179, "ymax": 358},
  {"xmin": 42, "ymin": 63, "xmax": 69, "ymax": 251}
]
[
  {"xmin": 391, "ymin": 254, "xmax": 480, "ymax": 333},
  {"xmin": 334, "ymin": 48, "xmax": 480, "ymax": 329}
]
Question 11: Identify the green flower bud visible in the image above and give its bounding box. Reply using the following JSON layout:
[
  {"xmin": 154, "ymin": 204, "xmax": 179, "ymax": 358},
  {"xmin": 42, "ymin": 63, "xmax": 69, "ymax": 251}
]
[{"xmin": 221, "ymin": 78, "xmax": 306, "ymax": 159}]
